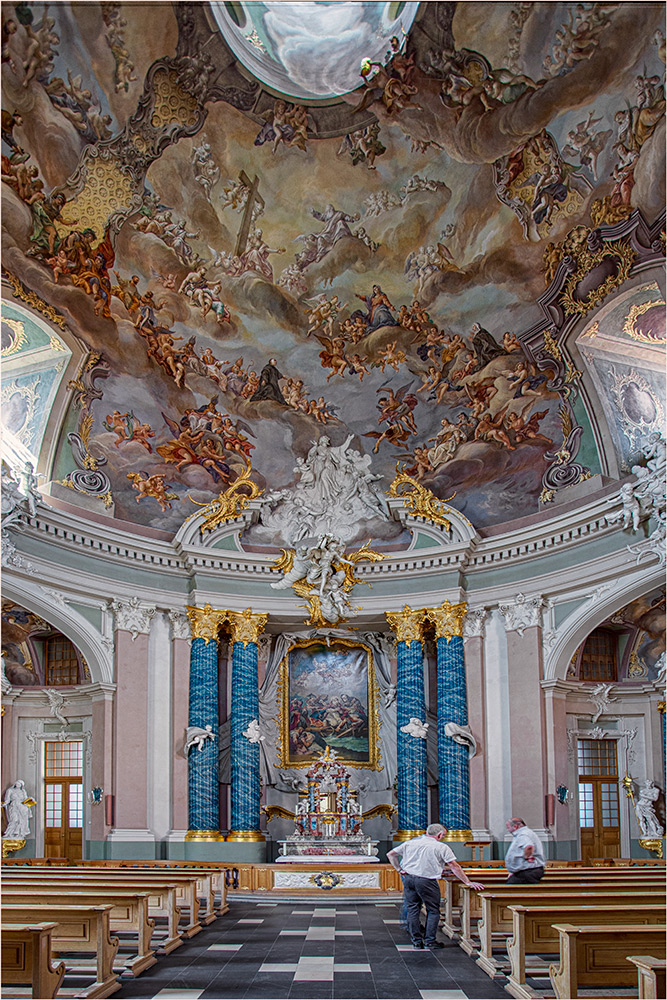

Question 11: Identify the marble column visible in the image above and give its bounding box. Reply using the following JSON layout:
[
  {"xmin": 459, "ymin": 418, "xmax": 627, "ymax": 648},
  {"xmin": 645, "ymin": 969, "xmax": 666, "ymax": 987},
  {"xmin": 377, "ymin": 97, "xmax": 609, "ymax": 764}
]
[
  {"xmin": 658, "ymin": 701, "xmax": 666, "ymax": 784},
  {"xmin": 227, "ymin": 609, "xmax": 268, "ymax": 843},
  {"xmin": 167, "ymin": 611, "xmax": 190, "ymax": 843},
  {"xmin": 426, "ymin": 601, "xmax": 471, "ymax": 839},
  {"xmin": 184, "ymin": 604, "xmax": 227, "ymax": 842},
  {"xmin": 386, "ymin": 606, "xmax": 428, "ymax": 839}
]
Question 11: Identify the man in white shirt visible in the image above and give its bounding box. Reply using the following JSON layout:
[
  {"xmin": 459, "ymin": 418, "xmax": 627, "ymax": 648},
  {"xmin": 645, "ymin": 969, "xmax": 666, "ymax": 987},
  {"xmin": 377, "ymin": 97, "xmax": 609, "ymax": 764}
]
[
  {"xmin": 505, "ymin": 817, "xmax": 545, "ymax": 883},
  {"xmin": 387, "ymin": 823, "xmax": 484, "ymax": 949}
]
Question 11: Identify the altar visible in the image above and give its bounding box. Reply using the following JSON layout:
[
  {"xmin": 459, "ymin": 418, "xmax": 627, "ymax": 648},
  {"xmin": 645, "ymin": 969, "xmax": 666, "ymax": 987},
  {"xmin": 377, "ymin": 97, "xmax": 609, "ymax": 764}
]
[{"xmin": 278, "ymin": 747, "xmax": 380, "ymax": 862}]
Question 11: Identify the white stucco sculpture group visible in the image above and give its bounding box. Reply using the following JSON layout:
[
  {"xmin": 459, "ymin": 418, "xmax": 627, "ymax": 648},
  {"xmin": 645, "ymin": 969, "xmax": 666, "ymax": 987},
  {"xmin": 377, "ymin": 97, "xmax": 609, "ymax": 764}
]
[
  {"xmin": 635, "ymin": 778, "xmax": 664, "ymax": 838},
  {"xmin": 400, "ymin": 717, "xmax": 429, "ymax": 739},
  {"xmin": 258, "ymin": 435, "xmax": 389, "ymax": 546}
]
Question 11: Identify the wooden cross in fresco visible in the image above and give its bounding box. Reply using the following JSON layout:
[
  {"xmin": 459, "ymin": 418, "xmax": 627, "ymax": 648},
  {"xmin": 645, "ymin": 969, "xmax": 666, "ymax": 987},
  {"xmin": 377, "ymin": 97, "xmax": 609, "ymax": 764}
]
[{"xmin": 235, "ymin": 171, "xmax": 264, "ymax": 256}]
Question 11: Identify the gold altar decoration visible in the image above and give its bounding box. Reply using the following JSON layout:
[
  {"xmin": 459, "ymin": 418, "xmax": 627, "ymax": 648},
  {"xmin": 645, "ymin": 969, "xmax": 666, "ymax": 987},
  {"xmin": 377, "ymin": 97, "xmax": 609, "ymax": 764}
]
[
  {"xmin": 2, "ymin": 838, "xmax": 26, "ymax": 858},
  {"xmin": 657, "ymin": 702, "xmax": 665, "ymax": 714},
  {"xmin": 226, "ymin": 608, "xmax": 269, "ymax": 648},
  {"xmin": 443, "ymin": 828, "xmax": 473, "ymax": 841},
  {"xmin": 385, "ymin": 606, "xmax": 427, "ymax": 648},
  {"xmin": 187, "ymin": 464, "xmax": 264, "ymax": 534},
  {"xmin": 394, "ymin": 829, "xmax": 426, "ymax": 841},
  {"xmin": 185, "ymin": 603, "xmax": 228, "ymax": 644},
  {"xmin": 270, "ymin": 540, "xmax": 383, "ymax": 628},
  {"xmin": 277, "ymin": 638, "xmax": 382, "ymax": 772},
  {"xmin": 387, "ymin": 468, "xmax": 454, "ymax": 529},
  {"xmin": 362, "ymin": 804, "xmax": 396, "ymax": 822},
  {"xmin": 184, "ymin": 829, "xmax": 225, "ymax": 841},
  {"xmin": 425, "ymin": 601, "xmax": 468, "ymax": 643}
]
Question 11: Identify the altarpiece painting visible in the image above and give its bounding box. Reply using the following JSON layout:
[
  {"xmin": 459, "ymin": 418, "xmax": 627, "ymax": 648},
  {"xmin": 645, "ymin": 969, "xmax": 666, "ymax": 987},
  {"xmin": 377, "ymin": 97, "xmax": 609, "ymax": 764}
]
[{"xmin": 278, "ymin": 639, "xmax": 380, "ymax": 769}]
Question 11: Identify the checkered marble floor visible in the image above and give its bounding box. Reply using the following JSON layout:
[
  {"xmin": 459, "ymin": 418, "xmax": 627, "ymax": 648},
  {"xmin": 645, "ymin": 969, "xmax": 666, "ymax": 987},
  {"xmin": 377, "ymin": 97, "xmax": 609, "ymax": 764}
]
[{"xmin": 113, "ymin": 899, "xmax": 509, "ymax": 999}]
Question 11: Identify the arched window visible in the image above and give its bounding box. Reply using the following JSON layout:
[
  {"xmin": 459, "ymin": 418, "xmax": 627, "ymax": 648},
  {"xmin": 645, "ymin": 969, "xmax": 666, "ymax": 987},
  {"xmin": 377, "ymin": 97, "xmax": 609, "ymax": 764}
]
[
  {"xmin": 579, "ymin": 628, "xmax": 617, "ymax": 682},
  {"xmin": 45, "ymin": 635, "xmax": 81, "ymax": 686}
]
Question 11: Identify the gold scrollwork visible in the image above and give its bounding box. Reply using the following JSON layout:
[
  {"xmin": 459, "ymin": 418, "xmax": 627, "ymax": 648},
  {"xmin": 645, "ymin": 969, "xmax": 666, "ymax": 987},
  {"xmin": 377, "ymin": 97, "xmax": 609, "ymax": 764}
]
[
  {"xmin": 542, "ymin": 328, "xmax": 561, "ymax": 360},
  {"xmin": 362, "ymin": 803, "xmax": 397, "ymax": 822},
  {"xmin": 186, "ymin": 464, "xmax": 264, "ymax": 533},
  {"xmin": 226, "ymin": 608, "xmax": 269, "ymax": 647},
  {"xmin": 1, "ymin": 317, "xmax": 27, "ymax": 356},
  {"xmin": 622, "ymin": 298, "xmax": 667, "ymax": 344},
  {"xmin": 262, "ymin": 805, "xmax": 296, "ymax": 822},
  {"xmin": 2, "ymin": 838, "xmax": 26, "ymax": 858},
  {"xmin": 387, "ymin": 468, "xmax": 454, "ymax": 528},
  {"xmin": 385, "ymin": 605, "xmax": 427, "ymax": 647},
  {"xmin": 560, "ymin": 238, "xmax": 635, "ymax": 317},
  {"xmin": 185, "ymin": 603, "xmax": 227, "ymax": 644},
  {"xmin": 277, "ymin": 638, "xmax": 382, "ymax": 772},
  {"xmin": 4, "ymin": 272, "xmax": 67, "ymax": 329},
  {"xmin": 424, "ymin": 600, "xmax": 467, "ymax": 643},
  {"xmin": 638, "ymin": 837, "xmax": 664, "ymax": 858}
]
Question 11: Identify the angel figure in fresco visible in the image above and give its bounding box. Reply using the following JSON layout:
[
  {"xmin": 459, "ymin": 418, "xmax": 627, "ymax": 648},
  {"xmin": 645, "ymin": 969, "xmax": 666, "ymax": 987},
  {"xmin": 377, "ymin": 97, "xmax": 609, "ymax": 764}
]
[
  {"xmin": 562, "ymin": 113, "xmax": 612, "ymax": 180},
  {"xmin": 316, "ymin": 335, "xmax": 349, "ymax": 382},
  {"xmin": 363, "ymin": 422, "xmax": 412, "ymax": 454},
  {"xmin": 474, "ymin": 407, "xmax": 514, "ymax": 450},
  {"xmin": 373, "ymin": 340, "xmax": 408, "ymax": 373},
  {"xmin": 376, "ymin": 385, "xmax": 418, "ymax": 434},
  {"xmin": 305, "ymin": 294, "xmax": 346, "ymax": 338},
  {"xmin": 505, "ymin": 409, "xmax": 553, "ymax": 446},
  {"xmin": 127, "ymin": 472, "xmax": 179, "ymax": 512},
  {"xmin": 104, "ymin": 411, "xmax": 155, "ymax": 453}
]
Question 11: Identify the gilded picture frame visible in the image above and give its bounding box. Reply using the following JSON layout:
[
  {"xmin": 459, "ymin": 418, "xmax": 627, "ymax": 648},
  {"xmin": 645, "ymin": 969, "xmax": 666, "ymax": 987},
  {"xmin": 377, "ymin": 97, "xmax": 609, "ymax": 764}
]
[{"xmin": 277, "ymin": 638, "xmax": 381, "ymax": 770}]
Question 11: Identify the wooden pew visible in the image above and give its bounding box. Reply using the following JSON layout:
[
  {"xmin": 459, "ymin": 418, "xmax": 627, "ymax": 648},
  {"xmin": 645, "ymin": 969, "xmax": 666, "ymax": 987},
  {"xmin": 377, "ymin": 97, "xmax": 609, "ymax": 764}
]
[
  {"xmin": 456, "ymin": 877, "xmax": 665, "ymax": 955},
  {"xmin": 505, "ymin": 904, "xmax": 667, "ymax": 998},
  {"xmin": 3, "ymin": 876, "xmax": 183, "ymax": 956},
  {"xmin": 71, "ymin": 860, "xmax": 229, "ymax": 916},
  {"xmin": 549, "ymin": 924, "xmax": 667, "ymax": 999},
  {"xmin": 4, "ymin": 868, "xmax": 206, "ymax": 934},
  {"xmin": 627, "ymin": 956, "xmax": 667, "ymax": 999},
  {"xmin": 440, "ymin": 866, "xmax": 663, "ymax": 939},
  {"xmin": 1, "ymin": 922, "xmax": 66, "ymax": 1000},
  {"xmin": 475, "ymin": 888, "xmax": 667, "ymax": 976},
  {"xmin": 2, "ymin": 904, "xmax": 119, "ymax": 999},
  {"xmin": 2, "ymin": 889, "xmax": 156, "ymax": 976}
]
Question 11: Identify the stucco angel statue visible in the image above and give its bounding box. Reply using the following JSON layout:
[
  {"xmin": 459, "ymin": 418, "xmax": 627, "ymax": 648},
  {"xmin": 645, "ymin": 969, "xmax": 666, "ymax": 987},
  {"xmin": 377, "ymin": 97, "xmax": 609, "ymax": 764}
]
[
  {"xmin": 184, "ymin": 724, "xmax": 215, "ymax": 753},
  {"xmin": 242, "ymin": 719, "xmax": 264, "ymax": 743},
  {"xmin": 635, "ymin": 778, "xmax": 664, "ymax": 838}
]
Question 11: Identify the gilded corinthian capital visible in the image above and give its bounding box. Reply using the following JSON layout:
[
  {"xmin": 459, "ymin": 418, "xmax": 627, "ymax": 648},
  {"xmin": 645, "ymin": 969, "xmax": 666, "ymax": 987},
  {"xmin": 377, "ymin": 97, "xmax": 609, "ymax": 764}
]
[
  {"xmin": 185, "ymin": 603, "xmax": 227, "ymax": 644},
  {"xmin": 227, "ymin": 608, "xmax": 269, "ymax": 647},
  {"xmin": 425, "ymin": 600, "xmax": 467, "ymax": 643},
  {"xmin": 385, "ymin": 606, "xmax": 427, "ymax": 647}
]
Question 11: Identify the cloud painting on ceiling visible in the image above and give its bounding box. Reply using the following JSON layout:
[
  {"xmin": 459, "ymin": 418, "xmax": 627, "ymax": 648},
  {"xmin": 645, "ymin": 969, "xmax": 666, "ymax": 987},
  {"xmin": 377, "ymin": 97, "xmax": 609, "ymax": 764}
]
[{"xmin": 1, "ymin": 2, "xmax": 664, "ymax": 542}]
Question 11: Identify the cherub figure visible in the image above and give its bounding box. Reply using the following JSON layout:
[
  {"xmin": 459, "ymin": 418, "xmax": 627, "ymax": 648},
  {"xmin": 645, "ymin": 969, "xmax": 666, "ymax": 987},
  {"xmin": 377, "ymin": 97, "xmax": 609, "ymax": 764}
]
[{"xmin": 127, "ymin": 472, "xmax": 178, "ymax": 511}]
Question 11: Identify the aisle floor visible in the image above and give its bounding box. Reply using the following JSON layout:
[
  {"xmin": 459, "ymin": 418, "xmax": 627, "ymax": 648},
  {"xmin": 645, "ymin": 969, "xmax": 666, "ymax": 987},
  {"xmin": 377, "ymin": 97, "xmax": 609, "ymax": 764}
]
[{"xmin": 113, "ymin": 899, "xmax": 509, "ymax": 1000}]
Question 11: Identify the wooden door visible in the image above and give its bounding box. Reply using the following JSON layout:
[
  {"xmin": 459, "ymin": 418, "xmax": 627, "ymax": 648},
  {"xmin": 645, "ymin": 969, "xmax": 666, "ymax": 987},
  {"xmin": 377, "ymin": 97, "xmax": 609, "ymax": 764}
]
[
  {"xmin": 578, "ymin": 739, "xmax": 620, "ymax": 862},
  {"xmin": 44, "ymin": 741, "xmax": 83, "ymax": 860}
]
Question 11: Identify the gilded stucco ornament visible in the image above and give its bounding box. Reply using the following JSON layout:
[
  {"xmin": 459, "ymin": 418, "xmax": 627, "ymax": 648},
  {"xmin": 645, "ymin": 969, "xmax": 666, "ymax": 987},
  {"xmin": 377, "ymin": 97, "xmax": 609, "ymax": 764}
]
[
  {"xmin": 185, "ymin": 603, "xmax": 227, "ymax": 643},
  {"xmin": 226, "ymin": 608, "xmax": 269, "ymax": 647},
  {"xmin": 387, "ymin": 469, "xmax": 454, "ymax": 529},
  {"xmin": 5, "ymin": 272, "xmax": 67, "ymax": 329},
  {"xmin": 186, "ymin": 464, "xmax": 264, "ymax": 533},
  {"xmin": 560, "ymin": 236, "xmax": 635, "ymax": 317},
  {"xmin": 425, "ymin": 600, "xmax": 467, "ymax": 643},
  {"xmin": 385, "ymin": 605, "xmax": 427, "ymax": 647}
]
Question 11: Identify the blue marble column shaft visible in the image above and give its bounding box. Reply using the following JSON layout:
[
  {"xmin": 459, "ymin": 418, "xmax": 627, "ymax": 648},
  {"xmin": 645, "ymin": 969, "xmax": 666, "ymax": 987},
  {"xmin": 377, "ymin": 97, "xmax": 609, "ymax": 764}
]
[
  {"xmin": 436, "ymin": 635, "xmax": 470, "ymax": 830},
  {"xmin": 230, "ymin": 640, "xmax": 261, "ymax": 831},
  {"xmin": 188, "ymin": 636, "xmax": 219, "ymax": 831},
  {"xmin": 396, "ymin": 639, "xmax": 428, "ymax": 830}
]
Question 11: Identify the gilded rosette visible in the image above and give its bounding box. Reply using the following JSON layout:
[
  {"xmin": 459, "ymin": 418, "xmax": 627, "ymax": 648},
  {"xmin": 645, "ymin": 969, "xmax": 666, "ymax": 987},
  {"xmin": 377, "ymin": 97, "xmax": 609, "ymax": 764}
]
[
  {"xmin": 425, "ymin": 600, "xmax": 468, "ymax": 643},
  {"xmin": 185, "ymin": 603, "xmax": 228, "ymax": 643},
  {"xmin": 227, "ymin": 608, "xmax": 269, "ymax": 647},
  {"xmin": 385, "ymin": 606, "xmax": 427, "ymax": 647},
  {"xmin": 387, "ymin": 469, "xmax": 453, "ymax": 529}
]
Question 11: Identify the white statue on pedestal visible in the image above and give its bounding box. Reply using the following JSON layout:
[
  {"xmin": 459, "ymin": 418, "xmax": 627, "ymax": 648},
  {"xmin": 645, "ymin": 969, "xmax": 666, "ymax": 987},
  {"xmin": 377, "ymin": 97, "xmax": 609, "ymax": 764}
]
[
  {"xmin": 2, "ymin": 780, "xmax": 34, "ymax": 838},
  {"xmin": 635, "ymin": 779, "xmax": 664, "ymax": 838}
]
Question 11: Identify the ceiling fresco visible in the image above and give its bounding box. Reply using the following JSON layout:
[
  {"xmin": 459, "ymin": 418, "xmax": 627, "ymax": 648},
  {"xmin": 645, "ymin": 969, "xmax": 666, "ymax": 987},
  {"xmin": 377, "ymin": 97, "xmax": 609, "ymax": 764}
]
[{"xmin": 1, "ymin": 1, "xmax": 665, "ymax": 544}]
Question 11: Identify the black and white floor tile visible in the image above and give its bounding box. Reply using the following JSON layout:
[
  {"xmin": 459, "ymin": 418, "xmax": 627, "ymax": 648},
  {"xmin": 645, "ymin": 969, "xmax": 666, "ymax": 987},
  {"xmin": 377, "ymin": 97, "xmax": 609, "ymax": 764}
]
[{"xmin": 113, "ymin": 899, "xmax": 509, "ymax": 1000}]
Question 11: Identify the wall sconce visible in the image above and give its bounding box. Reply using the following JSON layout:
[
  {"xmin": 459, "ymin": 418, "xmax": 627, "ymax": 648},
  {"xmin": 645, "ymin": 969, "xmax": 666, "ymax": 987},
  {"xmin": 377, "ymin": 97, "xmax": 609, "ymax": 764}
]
[
  {"xmin": 88, "ymin": 786, "xmax": 103, "ymax": 805},
  {"xmin": 556, "ymin": 784, "xmax": 569, "ymax": 804}
]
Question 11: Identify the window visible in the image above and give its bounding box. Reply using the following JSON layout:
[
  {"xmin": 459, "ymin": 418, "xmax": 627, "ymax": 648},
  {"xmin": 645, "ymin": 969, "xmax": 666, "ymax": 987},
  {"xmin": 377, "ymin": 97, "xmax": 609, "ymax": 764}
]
[
  {"xmin": 579, "ymin": 628, "xmax": 617, "ymax": 681},
  {"xmin": 45, "ymin": 636, "xmax": 80, "ymax": 685},
  {"xmin": 577, "ymin": 739, "xmax": 617, "ymax": 776},
  {"xmin": 45, "ymin": 741, "xmax": 83, "ymax": 778}
]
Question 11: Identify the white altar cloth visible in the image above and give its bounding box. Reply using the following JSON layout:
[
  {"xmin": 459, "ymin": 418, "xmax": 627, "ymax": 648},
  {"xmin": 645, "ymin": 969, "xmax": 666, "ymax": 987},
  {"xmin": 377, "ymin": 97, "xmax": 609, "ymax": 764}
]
[{"xmin": 276, "ymin": 854, "xmax": 377, "ymax": 863}]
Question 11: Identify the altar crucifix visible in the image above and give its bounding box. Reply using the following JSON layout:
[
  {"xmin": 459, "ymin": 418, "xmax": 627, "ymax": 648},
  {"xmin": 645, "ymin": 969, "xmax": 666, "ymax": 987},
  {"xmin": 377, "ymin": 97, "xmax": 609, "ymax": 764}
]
[{"xmin": 234, "ymin": 171, "xmax": 264, "ymax": 256}]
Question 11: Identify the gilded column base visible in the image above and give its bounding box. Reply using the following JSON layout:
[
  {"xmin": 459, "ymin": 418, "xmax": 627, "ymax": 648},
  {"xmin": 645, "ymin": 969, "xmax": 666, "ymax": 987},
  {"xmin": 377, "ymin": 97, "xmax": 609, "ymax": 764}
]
[
  {"xmin": 2, "ymin": 838, "xmax": 26, "ymax": 858},
  {"xmin": 184, "ymin": 829, "xmax": 225, "ymax": 842},
  {"xmin": 443, "ymin": 829, "xmax": 473, "ymax": 841},
  {"xmin": 227, "ymin": 829, "xmax": 265, "ymax": 842},
  {"xmin": 393, "ymin": 829, "xmax": 426, "ymax": 841},
  {"xmin": 638, "ymin": 837, "xmax": 664, "ymax": 858}
]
